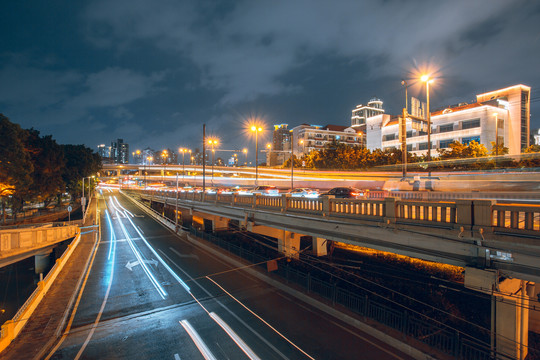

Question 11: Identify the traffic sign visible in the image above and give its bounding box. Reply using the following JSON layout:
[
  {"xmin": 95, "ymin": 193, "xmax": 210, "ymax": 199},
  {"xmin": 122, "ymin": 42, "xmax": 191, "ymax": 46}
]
[{"xmin": 67, "ymin": 205, "xmax": 72, "ymax": 212}]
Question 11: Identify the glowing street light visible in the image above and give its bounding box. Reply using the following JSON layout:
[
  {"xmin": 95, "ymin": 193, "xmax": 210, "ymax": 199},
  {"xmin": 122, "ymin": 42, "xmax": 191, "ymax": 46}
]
[
  {"xmin": 207, "ymin": 139, "xmax": 218, "ymax": 186},
  {"xmin": 179, "ymin": 148, "xmax": 191, "ymax": 182},
  {"xmin": 144, "ymin": 156, "xmax": 153, "ymax": 188},
  {"xmin": 421, "ymin": 75, "xmax": 434, "ymax": 162},
  {"xmin": 243, "ymin": 148, "xmax": 248, "ymax": 166},
  {"xmin": 250, "ymin": 126, "xmax": 263, "ymax": 186}
]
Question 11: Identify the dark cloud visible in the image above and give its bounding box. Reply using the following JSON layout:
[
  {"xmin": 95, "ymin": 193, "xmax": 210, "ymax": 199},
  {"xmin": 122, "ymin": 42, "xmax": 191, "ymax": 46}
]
[{"xmin": 0, "ymin": 0, "xmax": 538, "ymax": 156}]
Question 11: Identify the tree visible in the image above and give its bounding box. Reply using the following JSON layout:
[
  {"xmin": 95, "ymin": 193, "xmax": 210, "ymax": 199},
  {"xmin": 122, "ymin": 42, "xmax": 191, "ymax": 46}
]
[
  {"xmin": 489, "ymin": 141, "xmax": 509, "ymax": 156},
  {"xmin": 25, "ymin": 129, "xmax": 66, "ymax": 207},
  {"xmin": 61, "ymin": 144, "xmax": 102, "ymax": 199},
  {"xmin": 0, "ymin": 115, "xmax": 34, "ymax": 218}
]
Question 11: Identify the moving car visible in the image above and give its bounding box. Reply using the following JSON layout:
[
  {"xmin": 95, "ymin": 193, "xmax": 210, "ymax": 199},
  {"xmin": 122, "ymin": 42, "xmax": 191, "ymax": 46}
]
[
  {"xmin": 250, "ymin": 185, "xmax": 280, "ymax": 196},
  {"xmin": 319, "ymin": 187, "xmax": 364, "ymax": 198},
  {"xmin": 288, "ymin": 188, "xmax": 319, "ymax": 198}
]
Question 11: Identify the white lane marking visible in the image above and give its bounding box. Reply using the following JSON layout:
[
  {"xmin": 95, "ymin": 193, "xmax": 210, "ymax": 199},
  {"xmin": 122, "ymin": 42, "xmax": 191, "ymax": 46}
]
[
  {"xmin": 118, "ymin": 216, "xmax": 167, "ymax": 299},
  {"xmin": 179, "ymin": 320, "xmax": 217, "ymax": 360},
  {"xmin": 206, "ymin": 277, "xmax": 315, "ymax": 360},
  {"xmin": 170, "ymin": 247, "xmax": 199, "ymax": 260},
  {"xmin": 125, "ymin": 259, "xmax": 158, "ymax": 271},
  {"xmin": 209, "ymin": 312, "xmax": 260, "ymax": 360},
  {"xmin": 174, "ymin": 354, "xmax": 181, "ymax": 360},
  {"xmin": 73, "ymin": 209, "xmax": 117, "ymax": 360},
  {"xmin": 157, "ymin": 249, "xmax": 288, "ymax": 360},
  {"xmin": 125, "ymin": 216, "xmax": 190, "ymax": 292}
]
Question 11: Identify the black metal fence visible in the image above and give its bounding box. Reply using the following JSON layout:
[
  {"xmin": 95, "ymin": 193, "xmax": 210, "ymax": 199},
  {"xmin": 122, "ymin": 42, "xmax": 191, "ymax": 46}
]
[{"xmin": 189, "ymin": 227, "xmax": 514, "ymax": 360}]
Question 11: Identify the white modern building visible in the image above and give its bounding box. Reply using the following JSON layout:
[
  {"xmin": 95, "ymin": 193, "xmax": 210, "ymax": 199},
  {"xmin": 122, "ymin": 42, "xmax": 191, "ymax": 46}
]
[
  {"xmin": 366, "ymin": 84, "xmax": 531, "ymax": 156},
  {"xmin": 291, "ymin": 124, "xmax": 363, "ymax": 157}
]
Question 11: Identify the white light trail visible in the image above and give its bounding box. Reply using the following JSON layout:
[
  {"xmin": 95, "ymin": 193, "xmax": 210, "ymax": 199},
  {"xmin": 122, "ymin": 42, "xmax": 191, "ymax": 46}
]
[
  {"xmin": 209, "ymin": 312, "xmax": 261, "ymax": 360},
  {"xmin": 117, "ymin": 216, "xmax": 167, "ymax": 299},
  {"xmin": 126, "ymin": 216, "xmax": 191, "ymax": 292},
  {"xmin": 179, "ymin": 320, "xmax": 217, "ymax": 360},
  {"xmin": 113, "ymin": 196, "xmax": 134, "ymax": 217}
]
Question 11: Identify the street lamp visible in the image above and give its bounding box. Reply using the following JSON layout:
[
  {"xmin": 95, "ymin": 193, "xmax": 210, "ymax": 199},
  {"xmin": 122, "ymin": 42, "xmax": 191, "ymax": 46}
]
[
  {"xmin": 421, "ymin": 75, "xmax": 434, "ymax": 162},
  {"xmin": 401, "ymin": 80, "xmax": 409, "ymax": 178},
  {"xmin": 161, "ymin": 151, "xmax": 168, "ymax": 184},
  {"xmin": 493, "ymin": 113, "xmax": 500, "ymax": 157},
  {"xmin": 144, "ymin": 156, "xmax": 153, "ymax": 188},
  {"xmin": 208, "ymin": 139, "xmax": 218, "ymax": 186},
  {"xmin": 250, "ymin": 126, "xmax": 263, "ymax": 186},
  {"xmin": 179, "ymin": 148, "xmax": 191, "ymax": 183}
]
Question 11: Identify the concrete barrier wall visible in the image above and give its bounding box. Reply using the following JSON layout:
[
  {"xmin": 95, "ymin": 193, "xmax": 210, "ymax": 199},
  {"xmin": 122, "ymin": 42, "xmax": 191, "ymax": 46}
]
[
  {"xmin": 0, "ymin": 230, "xmax": 82, "ymax": 354},
  {"xmin": 0, "ymin": 225, "xmax": 78, "ymax": 253}
]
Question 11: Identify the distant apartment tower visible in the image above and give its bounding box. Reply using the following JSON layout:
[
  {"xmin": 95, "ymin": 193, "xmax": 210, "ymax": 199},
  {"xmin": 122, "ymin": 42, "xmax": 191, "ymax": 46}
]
[
  {"xmin": 97, "ymin": 144, "xmax": 112, "ymax": 164},
  {"xmin": 267, "ymin": 124, "xmax": 291, "ymax": 166},
  {"xmin": 111, "ymin": 139, "xmax": 129, "ymax": 164},
  {"xmin": 291, "ymin": 124, "xmax": 363, "ymax": 157},
  {"xmin": 273, "ymin": 124, "xmax": 290, "ymax": 151},
  {"xmin": 351, "ymin": 98, "xmax": 384, "ymax": 143}
]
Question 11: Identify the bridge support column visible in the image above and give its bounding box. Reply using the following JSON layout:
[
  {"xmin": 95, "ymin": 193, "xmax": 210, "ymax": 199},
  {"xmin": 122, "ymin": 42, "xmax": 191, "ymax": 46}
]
[
  {"xmin": 279, "ymin": 231, "xmax": 300, "ymax": 259},
  {"xmin": 35, "ymin": 251, "xmax": 51, "ymax": 277},
  {"xmin": 529, "ymin": 284, "xmax": 540, "ymax": 334},
  {"xmin": 180, "ymin": 211, "xmax": 193, "ymax": 229},
  {"xmin": 465, "ymin": 267, "xmax": 532, "ymax": 360},
  {"xmin": 312, "ymin": 237, "xmax": 327, "ymax": 257},
  {"xmin": 116, "ymin": 169, "xmax": 121, "ymax": 177},
  {"xmin": 198, "ymin": 214, "xmax": 229, "ymax": 233}
]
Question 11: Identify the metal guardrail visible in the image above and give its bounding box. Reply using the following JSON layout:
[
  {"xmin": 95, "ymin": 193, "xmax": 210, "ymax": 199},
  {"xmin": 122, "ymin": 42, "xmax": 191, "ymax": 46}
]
[
  {"xmin": 187, "ymin": 227, "xmax": 516, "ymax": 360},
  {"xmin": 143, "ymin": 189, "xmax": 540, "ymax": 237}
]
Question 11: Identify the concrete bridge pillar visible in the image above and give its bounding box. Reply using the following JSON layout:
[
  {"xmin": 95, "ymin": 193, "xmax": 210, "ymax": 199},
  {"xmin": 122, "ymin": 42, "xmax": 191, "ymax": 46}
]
[
  {"xmin": 278, "ymin": 231, "xmax": 300, "ymax": 259},
  {"xmin": 180, "ymin": 211, "xmax": 193, "ymax": 229},
  {"xmin": 465, "ymin": 267, "xmax": 532, "ymax": 360},
  {"xmin": 197, "ymin": 213, "xmax": 229, "ymax": 233},
  {"xmin": 312, "ymin": 237, "xmax": 327, "ymax": 257},
  {"xmin": 116, "ymin": 169, "xmax": 121, "ymax": 177},
  {"xmin": 35, "ymin": 251, "xmax": 51, "ymax": 276}
]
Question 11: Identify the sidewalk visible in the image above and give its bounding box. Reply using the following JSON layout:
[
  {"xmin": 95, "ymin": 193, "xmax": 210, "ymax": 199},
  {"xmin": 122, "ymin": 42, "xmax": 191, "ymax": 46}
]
[{"xmin": 1, "ymin": 199, "xmax": 99, "ymax": 360}]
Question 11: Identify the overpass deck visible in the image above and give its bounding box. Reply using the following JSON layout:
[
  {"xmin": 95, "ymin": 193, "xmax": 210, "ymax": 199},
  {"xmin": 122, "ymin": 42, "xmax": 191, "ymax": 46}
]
[{"xmin": 135, "ymin": 189, "xmax": 540, "ymax": 283}]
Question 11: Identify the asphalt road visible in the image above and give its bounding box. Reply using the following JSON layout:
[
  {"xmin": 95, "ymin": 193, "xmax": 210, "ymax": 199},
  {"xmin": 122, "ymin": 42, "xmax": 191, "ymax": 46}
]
[{"xmin": 47, "ymin": 189, "xmax": 414, "ymax": 360}]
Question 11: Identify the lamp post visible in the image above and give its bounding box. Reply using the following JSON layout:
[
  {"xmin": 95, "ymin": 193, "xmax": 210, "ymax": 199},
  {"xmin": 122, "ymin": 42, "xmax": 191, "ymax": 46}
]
[
  {"xmin": 161, "ymin": 150, "xmax": 168, "ymax": 184},
  {"xmin": 421, "ymin": 75, "xmax": 434, "ymax": 162},
  {"xmin": 179, "ymin": 148, "xmax": 191, "ymax": 183},
  {"xmin": 208, "ymin": 139, "xmax": 218, "ymax": 187},
  {"xmin": 251, "ymin": 126, "xmax": 262, "ymax": 186},
  {"xmin": 290, "ymin": 130, "xmax": 294, "ymax": 190},
  {"xmin": 401, "ymin": 79, "xmax": 409, "ymax": 178},
  {"xmin": 144, "ymin": 156, "xmax": 153, "ymax": 188}
]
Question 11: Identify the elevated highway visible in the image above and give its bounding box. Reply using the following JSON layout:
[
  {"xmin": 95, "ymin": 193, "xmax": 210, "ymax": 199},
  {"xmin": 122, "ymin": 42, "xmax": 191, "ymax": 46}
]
[{"xmin": 100, "ymin": 163, "xmax": 540, "ymax": 193}]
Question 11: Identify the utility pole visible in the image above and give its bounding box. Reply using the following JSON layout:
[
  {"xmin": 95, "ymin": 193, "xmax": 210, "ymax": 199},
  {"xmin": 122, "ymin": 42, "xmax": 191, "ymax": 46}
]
[
  {"xmin": 202, "ymin": 124, "xmax": 206, "ymax": 193},
  {"xmin": 401, "ymin": 108, "xmax": 408, "ymax": 178}
]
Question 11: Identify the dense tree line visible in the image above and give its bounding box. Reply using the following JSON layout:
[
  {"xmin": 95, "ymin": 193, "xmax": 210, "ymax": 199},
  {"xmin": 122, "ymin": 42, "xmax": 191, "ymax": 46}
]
[
  {"xmin": 284, "ymin": 140, "xmax": 540, "ymax": 171},
  {"xmin": 0, "ymin": 114, "xmax": 101, "ymax": 218}
]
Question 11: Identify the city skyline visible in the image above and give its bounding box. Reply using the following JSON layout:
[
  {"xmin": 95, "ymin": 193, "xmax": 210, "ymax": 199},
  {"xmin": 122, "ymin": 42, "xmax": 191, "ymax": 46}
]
[{"xmin": 1, "ymin": 1, "xmax": 539, "ymax": 157}]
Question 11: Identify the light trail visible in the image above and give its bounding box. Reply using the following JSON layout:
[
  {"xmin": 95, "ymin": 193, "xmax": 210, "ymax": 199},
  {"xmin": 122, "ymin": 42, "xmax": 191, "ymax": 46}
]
[
  {"xmin": 179, "ymin": 320, "xmax": 217, "ymax": 360},
  {"xmin": 125, "ymin": 215, "xmax": 191, "ymax": 292},
  {"xmin": 206, "ymin": 276, "xmax": 315, "ymax": 360},
  {"xmin": 113, "ymin": 195, "xmax": 134, "ymax": 217},
  {"xmin": 209, "ymin": 312, "xmax": 260, "ymax": 360},
  {"xmin": 117, "ymin": 214, "xmax": 168, "ymax": 299}
]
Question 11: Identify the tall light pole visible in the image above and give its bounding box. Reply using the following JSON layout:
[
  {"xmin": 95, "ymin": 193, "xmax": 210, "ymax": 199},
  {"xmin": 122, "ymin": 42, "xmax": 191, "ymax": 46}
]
[
  {"xmin": 144, "ymin": 156, "xmax": 153, "ymax": 188},
  {"xmin": 421, "ymin": 75, "xmax": 434, "ymax": 162},
  {"xmin": 161, "ymin": 150, "xmax": 168, "ymax": 184},
  {"xmin": 251, "ymin": 126, "xmax": 262, "ymax": 186},
  {"xmin": 208, "ymin": 139, "xmax": 218, "ymax": 186},
  {"xmin": 290, "ymin": 130, "xmax": 294, "ymax": 190},
  {"xmin": 401, "ymin": 80, "xmax": 409, "ymax": 178},
  {"xmin": 179, "ymin": 148, "xmax": 191, "ymax": 183}
]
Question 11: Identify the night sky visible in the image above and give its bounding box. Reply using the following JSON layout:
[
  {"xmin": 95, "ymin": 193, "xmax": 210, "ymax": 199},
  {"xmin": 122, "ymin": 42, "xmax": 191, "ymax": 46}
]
[{"xmin": 1, "ymin": 1, "xmax": 539, "ymax": 160}]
